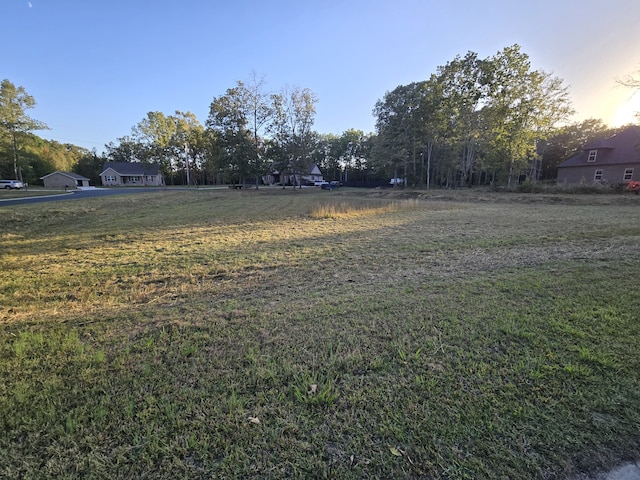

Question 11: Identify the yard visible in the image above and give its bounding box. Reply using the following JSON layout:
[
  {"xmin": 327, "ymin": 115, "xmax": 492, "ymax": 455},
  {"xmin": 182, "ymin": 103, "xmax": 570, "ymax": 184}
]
[{"xmin": 1, "ymin": 188, "xmax": 639, "ymax": 479}]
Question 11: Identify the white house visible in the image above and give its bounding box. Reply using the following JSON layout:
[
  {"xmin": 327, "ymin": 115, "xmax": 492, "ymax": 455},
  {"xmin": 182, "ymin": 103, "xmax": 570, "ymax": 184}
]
[{"xmin": 262, "ymin": 163, "xmax": 325, "ymax": 186}]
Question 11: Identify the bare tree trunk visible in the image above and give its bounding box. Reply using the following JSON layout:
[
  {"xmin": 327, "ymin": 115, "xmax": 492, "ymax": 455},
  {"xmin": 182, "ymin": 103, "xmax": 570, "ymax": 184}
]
[
  {"xmin": 411, "ymin": 141, "xmax": 417, "ymax": 187},
  {"xmin": 425, "ymin": 141, "xmax": 433, "ymax": 191},
  {"xmin": 507, "ymin": 160, "xmax": 515, "ymax": 188},
  {"xmin": 12, "ymin": 132, "xmax": 19, "ymax": 179}
]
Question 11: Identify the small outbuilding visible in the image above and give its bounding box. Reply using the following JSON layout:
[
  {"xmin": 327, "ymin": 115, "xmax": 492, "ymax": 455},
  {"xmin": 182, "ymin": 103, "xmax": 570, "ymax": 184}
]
[{"xmin": 41, "ymin": 171, "xmax": 91, "ymax": 189}]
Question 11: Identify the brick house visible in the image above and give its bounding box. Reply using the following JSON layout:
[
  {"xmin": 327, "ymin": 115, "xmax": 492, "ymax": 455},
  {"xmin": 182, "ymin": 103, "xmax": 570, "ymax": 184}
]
[{"xmin": 100, "ymin": 162, "xmax": 164, "ymax": 186}]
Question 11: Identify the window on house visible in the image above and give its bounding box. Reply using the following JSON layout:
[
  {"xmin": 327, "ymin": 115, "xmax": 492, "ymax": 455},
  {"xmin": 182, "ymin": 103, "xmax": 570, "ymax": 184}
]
[
  {"xmin": 594, "ymin": 169, "xmax": 603, "ymax": 181},
  {"xmin": 624, "ymin": 168, "xmax": 634, "ymax": 181},
  {"xmin": 587, "ymin": 150, "xmax": 597, "ymax": 162},
  {"xmin": 105, "ymin": 175, "xmax": 115, "ymax": 182}
]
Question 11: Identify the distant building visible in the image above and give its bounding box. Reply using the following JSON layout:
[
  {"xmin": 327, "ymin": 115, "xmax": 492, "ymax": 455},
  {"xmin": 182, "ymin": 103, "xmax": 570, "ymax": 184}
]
[
  {"xmin": 40, "ymin": 171, "xmax": 91, "ymax": 189},
  {"xmin": 99, "ymin": 162, "xmax": 164, "ymax": 186},
  {"xmin": 557, "ymin": 125, "xmax": 640, "ymax": 185},
  {"xmin": 262, "ymin": 163, "xmax": 324, "ymax": 186}
]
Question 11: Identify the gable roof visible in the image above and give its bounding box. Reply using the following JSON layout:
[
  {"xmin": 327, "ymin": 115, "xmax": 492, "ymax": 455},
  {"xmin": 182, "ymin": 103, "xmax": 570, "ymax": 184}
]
[
  {"xmin": 558, "ymin": 126, "xmax": 640, "ymax": 168},
  {"xmin": 100, "ymin": 162, "xmax": 160, "ymax": 176},
  {"xmin": 40, "ymin": 171, "xmax": 90, "ymax": 180},
  {"xmin": 308, "ymin": 163, "xmax": 322, "ymax": 175}
]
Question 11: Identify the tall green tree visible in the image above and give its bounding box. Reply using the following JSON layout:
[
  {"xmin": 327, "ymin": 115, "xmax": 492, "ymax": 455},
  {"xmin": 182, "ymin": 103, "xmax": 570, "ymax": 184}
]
[
  {"xmin": 243, "ymin": 74, "xmax": 273, "ymax": 186},
  {"xmin": 0, "ymin": 79, "xmax": 48, "ymax": 179},
  {"xmin": 417, "ymin": 77, "xmax": 448, "ymax": 189},
  {"xmin": 336, "ymin": 129, "xmax": 366, "ymax": 184},
  {"xmin": 132, "ymin": 111, "xmax": 177, "ymax": 181},
  {"xmin": 206, "ymin": 84, "xmax": 255, "ymax": 184},
  {"xmin": 269, "ymin": 86, "xmax": 318, "ymax": 187},
  {"xmin": 373, "ymin": 45, "xmax": 574, "ymax": 188},
  {"xmin": 104, "ymin": 135, "xmax": 146, "ymax": 163},
  {"xmin": 482, "ymin": 45, "xmax": 573, "ymax": 185},
  {"xmin": 312, "ymin": 133, "xmax": 340, "ymax": 180},
  {"xmin": 435, "ymin": 51, "xmax": 488, "ymax": 187},
  {"xmin": 373, "ymin": 79, "xmax": 446, "ymax": 188},
  {"xmin": 373, "ymin": 83, "xmax": 420, "ymax": 185},
  {"xmin": 206, "ymin": 76, "xmax": 273, "ymax": 186},
  {"xmin": 107, "ymin": 111, "xmax": 205, "ymax": 185},
  {"xmin": 172, "ymin": 111, "xmax": 205, "ymax": 185}
]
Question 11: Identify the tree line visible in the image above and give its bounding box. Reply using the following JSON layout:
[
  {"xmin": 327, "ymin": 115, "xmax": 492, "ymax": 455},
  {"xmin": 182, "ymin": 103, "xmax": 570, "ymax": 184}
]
[
  {"xmin": 103, "ymin": 78, "xmax": 375, "ymax": 187},
  {"xmin": 374, "ymin": 44, "xmax": 576, "ymax": 188},
  {"xmin": 2, "ymin": 45, "xmax": 635, "ymax": 187}
]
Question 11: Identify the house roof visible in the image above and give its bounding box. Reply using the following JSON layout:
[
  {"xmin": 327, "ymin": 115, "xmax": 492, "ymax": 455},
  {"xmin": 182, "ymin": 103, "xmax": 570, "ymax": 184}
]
[
  {"xmin": 40, "ymin": 171, "xmax": 90, "ymax": 180},
  {"xmin": 558, "ymin": 126, "xmax": 640, "ymax": 169},
  {"xmin": 582, "ymin": 139, "xmax": 615, "ymax": 150},
  {"xmin": 308, "ymin": 163, "xmax": 322, "ymax": 175},
  {"xmin": 100, "ymin": 162, "xmax": 160, "ymax": 176}
]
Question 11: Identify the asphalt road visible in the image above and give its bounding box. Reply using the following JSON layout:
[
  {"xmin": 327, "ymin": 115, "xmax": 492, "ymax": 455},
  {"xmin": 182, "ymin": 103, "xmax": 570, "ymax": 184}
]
[
  {"xmin": 576, "ymin": 461, "xmax": 640, "ymax": 480},
  {"xmin": 0, "ymin": 188, "xmax": 165, "ymax": 206}
]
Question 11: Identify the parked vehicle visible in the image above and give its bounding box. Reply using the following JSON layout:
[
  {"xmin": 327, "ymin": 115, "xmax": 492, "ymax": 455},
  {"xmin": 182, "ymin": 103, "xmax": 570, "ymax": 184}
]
[
  {"xmin": 0, "ymin": 179, "xmax": 24, "ymax": 189},
  {"xmin": 321, "ymin": 183, "xmax": 335, "ymax": 190}
]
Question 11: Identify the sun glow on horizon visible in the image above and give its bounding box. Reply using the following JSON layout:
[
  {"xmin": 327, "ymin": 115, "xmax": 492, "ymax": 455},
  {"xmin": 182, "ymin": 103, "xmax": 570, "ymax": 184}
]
[
  {"xmin": 577, "ymin": 77, "xmax": 640, "ymax": 128},
  {"xmin": 610, "ymin": 90, "xmax": 640, "ymax": 127}
]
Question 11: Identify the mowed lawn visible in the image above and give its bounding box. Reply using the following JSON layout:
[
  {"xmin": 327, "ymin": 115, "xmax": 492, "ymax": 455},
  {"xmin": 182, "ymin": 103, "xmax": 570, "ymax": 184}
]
[{"xmin": 1, "ymin": 188, "xmax": 639, "ymax": 479}]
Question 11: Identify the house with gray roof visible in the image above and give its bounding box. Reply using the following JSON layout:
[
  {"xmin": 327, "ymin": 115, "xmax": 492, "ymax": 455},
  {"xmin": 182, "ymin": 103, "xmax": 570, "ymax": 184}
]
[
  {"xmin": 99, "ymin": 162, "xmax": 164, "ymax": 186},
  {"xmin": 41, "ymin": 171, "xmax": 91, "ymax": 189},
  {"xmin": 557, "ymin": 125, "xmax": 640, "ymax": 185}
]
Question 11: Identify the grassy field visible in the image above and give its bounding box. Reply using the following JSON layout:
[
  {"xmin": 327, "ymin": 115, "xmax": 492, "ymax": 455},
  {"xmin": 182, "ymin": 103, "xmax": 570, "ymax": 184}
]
[
  {"xmin": 0, "ymin": 186, "xmax": 69, "ymax": 200},
  {"xmin": 1, "ymin": 187, "xmax": 639, "ymax": 479}
]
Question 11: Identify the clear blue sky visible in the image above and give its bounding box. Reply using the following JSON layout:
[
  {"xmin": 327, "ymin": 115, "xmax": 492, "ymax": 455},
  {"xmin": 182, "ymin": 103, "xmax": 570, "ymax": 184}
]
[{"xmin": 3, "ymin": 0, "xmax": 640, "ymax": 152}]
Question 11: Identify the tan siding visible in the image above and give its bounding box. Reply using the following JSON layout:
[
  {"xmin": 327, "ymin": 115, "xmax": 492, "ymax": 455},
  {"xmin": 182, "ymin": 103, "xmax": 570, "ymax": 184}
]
[{"xmin": 42, "ymin": 173, "xmax": 83, "ymax": 189}]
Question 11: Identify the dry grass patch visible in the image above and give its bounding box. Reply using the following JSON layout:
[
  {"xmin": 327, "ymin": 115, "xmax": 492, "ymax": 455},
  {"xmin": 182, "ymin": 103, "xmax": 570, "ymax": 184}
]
[{"xmin": 308, "ymin": 197, "xmax": 423, "ymax": 218}]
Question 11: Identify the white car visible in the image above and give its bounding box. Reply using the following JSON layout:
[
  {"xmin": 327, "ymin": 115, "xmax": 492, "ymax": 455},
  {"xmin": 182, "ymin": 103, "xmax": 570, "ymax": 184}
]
[{"xmin": 0, "ymin": 179, "xmax": 24, "ymax": 189}]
